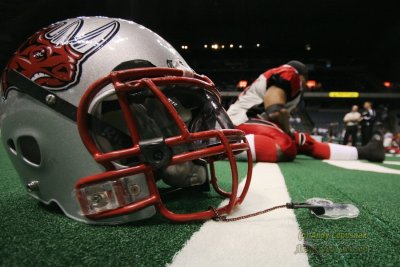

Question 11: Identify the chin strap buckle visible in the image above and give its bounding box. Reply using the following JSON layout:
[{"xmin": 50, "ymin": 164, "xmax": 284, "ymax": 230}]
[{"xmin": 139, "ymin": 137, "xmax": 172, "ymax": 169}]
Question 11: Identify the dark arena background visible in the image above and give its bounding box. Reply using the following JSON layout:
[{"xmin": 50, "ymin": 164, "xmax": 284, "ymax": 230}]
[
  {"xmin": 1, "ymin": 0, "xmax": 400, "ymax": 137},
  {"xmin": 0, "ymin": 1, "xmax": 400, "ymax": 266}
]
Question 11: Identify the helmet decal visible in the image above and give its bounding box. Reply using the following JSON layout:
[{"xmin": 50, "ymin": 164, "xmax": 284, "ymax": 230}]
[{"xmin": 3, "ymin": 19, "xmax": 120, "ymax": 95}]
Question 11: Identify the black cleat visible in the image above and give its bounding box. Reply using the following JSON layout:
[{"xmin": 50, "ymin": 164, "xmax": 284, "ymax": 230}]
[{"xmin": 357, "ymin": 132, "xmax": 385, "ymax": 162}]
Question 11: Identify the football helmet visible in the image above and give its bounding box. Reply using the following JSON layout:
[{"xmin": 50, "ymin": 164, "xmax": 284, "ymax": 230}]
[{"xmin": 0, "ymin": 17, "xmax": 252, "ymax": 224}]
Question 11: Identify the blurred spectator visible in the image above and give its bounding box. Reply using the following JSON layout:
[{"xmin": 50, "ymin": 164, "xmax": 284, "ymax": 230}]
[
  {"xmin": 383, "ymin": 131, "xmax": 393, "ymax": 147},
  {"xmin": 342, "ymin": 105, "xmax": 361, "ymax": 146},
  {"xmin": 374, "ymin": 105, "xmax": 389, "ymax": 132},
  {"xmin": 384, "ymin": 131, "xmax": 400, "ymax": 154},
  {"xmin": 327, "ymin": 122, "xmax": 339, "ymax": 143},
  {"xmin": 360, "ymin": 101, "xmax": 376, "ymax": 145}
]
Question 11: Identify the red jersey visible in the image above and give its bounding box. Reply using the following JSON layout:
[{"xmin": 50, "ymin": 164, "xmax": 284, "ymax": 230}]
[{"xmin": 227, "ymin": 64, "xmax": 302, "ymax": 125}]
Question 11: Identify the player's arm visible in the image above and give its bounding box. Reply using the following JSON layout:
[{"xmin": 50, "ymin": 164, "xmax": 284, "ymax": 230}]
[{"xmin": 263, "ymin": 85, "xmax": 291, "ymax": 134}]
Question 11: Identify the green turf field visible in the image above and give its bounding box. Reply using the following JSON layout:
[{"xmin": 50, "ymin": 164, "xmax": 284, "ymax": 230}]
[
  {"xmin": 1, "ymin": 138, "xmax": 400, "ymax": 266},
  {"xmin": 0, "ymin": 141, "xmax": 248, "ymax": 267},
  {"xmin": 280, "ymin": 156, "xmax": 400, "ymax": 266}
]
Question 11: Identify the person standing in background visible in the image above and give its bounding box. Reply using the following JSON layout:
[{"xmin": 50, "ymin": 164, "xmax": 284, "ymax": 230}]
[
  {"xmin": 361, "ymin": 101, "xmax": 376, "ymax": 145},
  {"xmin": 343, "ymin": 105, "xmax": 361, "ymax": 146}
]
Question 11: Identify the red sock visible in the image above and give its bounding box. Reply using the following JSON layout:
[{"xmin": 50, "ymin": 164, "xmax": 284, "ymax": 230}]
[{"xmin": 295, "ymin": 132, "xmax": 330, "ymax": 159}]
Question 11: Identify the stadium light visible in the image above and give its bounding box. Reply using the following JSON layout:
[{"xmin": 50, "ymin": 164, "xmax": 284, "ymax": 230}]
[
  {"xmin": 256, "ymin": 43, "xmax": 260, "ymax": 47},
  {"xmin": 239, "ymin": 45, "xmax": 243, "ymax": 48},
  {"xmin": 306, "ymin": 80, "xmax": 317, "ymax": 89},
  {"xmin": 229, "ymin": 44, "xmax": 234, "ymax": 48},
  {"xmin": 383, "ymin": 81, "xmax": 392, "ymax": 88},
  {"xmin": 211, "ymin": 44, "xmax": 219, "ymax": 50},
  {"xmin": 204, "ymin": 44, "xmax": 208, "ymax": 48},
  {"xmin": 237, "ymin": 80, "xmax": 248, "ymax": 89},
  {"xmin": 221, "ymin": 45, "xmax": 225, "ymax": 49}
]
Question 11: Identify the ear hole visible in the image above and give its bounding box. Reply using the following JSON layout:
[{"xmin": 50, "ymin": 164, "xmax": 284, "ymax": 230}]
[
  {"xmin": 7, "ymin": 139, "xmax": 17, "ymax": 155},
  {"xmin": 18, "ymin": 136, "xmax": 41, "ymax": 166}
]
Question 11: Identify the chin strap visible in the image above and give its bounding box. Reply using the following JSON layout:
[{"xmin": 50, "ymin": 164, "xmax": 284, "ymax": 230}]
[{"xmin": 210, "ymin": 202, "xmax": 325, "ymax": 222}]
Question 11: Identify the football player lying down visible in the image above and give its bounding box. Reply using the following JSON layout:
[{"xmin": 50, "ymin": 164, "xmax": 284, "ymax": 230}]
[{"xmin": 227, "ymin": 61, "xmax": 384, "ymax": 163}]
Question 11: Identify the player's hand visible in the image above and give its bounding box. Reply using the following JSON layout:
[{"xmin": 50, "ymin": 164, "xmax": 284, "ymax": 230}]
[{"xmin": 266, "ymin": 108, "xmax": 290, "ymax": 134}]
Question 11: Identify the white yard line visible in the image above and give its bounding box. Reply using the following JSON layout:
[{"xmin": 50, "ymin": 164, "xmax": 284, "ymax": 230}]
[
  {"xmin": 385, "ymin": 153, "xmax": 400, "ymax": 158},
  {"xmin": 324, "ymin": 160, "xmax": 400, "ymax": 175},
  {"xmin": 383, "ymin": 161, "xmax": 400, "ymax": 166},
  {"xmin": 168, "ymin": 163, "xmax": 309, "ymax": 267}
]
